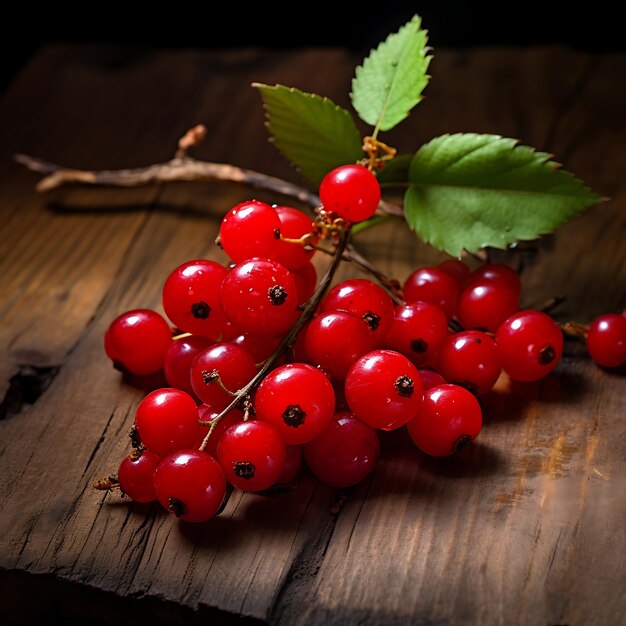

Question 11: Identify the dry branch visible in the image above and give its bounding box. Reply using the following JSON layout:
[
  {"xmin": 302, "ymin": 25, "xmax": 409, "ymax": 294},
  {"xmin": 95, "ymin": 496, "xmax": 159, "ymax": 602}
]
[{"xmin": 14, "ymin": 154, "xmax": 403, "ymax": 217}]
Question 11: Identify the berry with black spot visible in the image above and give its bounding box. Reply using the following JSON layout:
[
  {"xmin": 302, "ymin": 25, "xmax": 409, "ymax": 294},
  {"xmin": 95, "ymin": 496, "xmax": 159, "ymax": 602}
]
[
  {"xmin": 162, "ymin": 260, "xmax": 228, "ymax": 339},
  {"xmin": 255, "ymin": 363, "xmax": 336, "ymax": 444},
  {"xmin": 221, "ymin": 258, "xmax": 298, "ymax": 336},
  {"xmin": 407, "ymin": 384, "xmax": 482, "ymax": 457},
  {"xmin": 217, "ymin": 421, "xmax": 286, "ymax": 491},
  {"xmin": 345, "ymin": 350, "xmax": 423, "ymax": 430}
]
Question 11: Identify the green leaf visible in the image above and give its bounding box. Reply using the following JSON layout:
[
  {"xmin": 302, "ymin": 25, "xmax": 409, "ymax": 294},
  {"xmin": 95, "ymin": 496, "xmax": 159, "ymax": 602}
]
[
  {"xmin": 351, "ymin": 15, "xmax": 431, "ymax": 133},
  {"xmin": 405, "ymin": 133, "xmax": 600, "ymax": 256},
  {"xmin": 254, "ymin": 83, "xmax": 363, "ymax": 185}
]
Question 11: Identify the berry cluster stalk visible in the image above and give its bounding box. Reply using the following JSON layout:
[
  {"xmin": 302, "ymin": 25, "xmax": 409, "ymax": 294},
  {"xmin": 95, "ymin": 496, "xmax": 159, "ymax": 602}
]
[{"xmin": 198, "ymin": 225, "xmax": 352, "ymax": 450}]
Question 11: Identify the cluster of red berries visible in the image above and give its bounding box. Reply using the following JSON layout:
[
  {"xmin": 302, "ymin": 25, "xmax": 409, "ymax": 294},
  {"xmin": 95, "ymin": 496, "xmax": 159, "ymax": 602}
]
[{"xmin": 102, "ymin": 164, "xmax": 626, "ymax": 523}]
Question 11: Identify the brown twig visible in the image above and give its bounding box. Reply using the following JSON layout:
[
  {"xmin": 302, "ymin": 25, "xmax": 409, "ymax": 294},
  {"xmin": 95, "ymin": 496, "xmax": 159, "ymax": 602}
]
[
  {"xmin": 15, "ymin": 152, "xmax": 321, "ymax": 206},
  {"xmin": 198, "ymin": 226, "xmax": 352, "ymax": 451},
  {"xmin": 343, "ymin": 245, "xmax": 404, "ymax": 304},
  {"xmin": 561, "ymin": 321, "xmax": 589, "ymax": 339},
  {"xmin": 14, "ymin": 134, "xmax": 403, "ymax": 217}
]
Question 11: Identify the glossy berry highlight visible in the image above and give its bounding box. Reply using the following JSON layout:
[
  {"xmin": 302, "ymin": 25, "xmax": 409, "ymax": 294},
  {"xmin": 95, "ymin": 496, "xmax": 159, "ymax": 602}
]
[
  {"xmin": 305, "ymin": 311, "xmax": 377, "ymax": 379},
  {"xmin": 219, "ymin": 200, "xmax": 281, "ymax": 262},
  {"xmin": 164, "ymin": 335, "xmax": 213, "ymax": 395},
  {"xmin": 190, "ymin": 343, "xmax": 257, "ymax": 409},
  {"xmin": 255, "ymin": 363, "xmax": 336, "ymax": 444},
  {"xmin": 458, "ymin": 282, "xmax": 520, "ymax": 333},
  {"xmin": 162, "ymin": 260, "xmax": 228, "ymax": 339},
  {"xmin": 586, "ymin": 313, "xmax": 626, "ymax": 367},
  {"xmin": 104, "ymin": 309, "xmax": 172, "ymax": 376},
  {"xmin": 407, "ymin": 384, "xmax": 482, "ymax": 457},
  {"xmin": 345, "ymin": 350, "xmax": 423, "ymax": 430},
  {"xmin": 217, "ymin": 421, "xmax": 286, "ymax": 491},
  {"xmin": 496, "ymin": 310, "xmax": 564, "ymax": 382},
  {"xmin": 319, "ymin": 164, "xmax": 381, "ymax": 223},
  {"xmin": 153, "ymin": 450, "xmax": 226, "ymax": 523},
  {"xmin": 385, "ymin": 301, "xmax": 448, "ymax": 367},
  {"xmin": 221, "ymin": 258, "xmax": 298, "ymax": 336},
  {"xmin": 403, "ymin": 267, "xmax": 460, "ymax": 319},
  {"xmin": 117, "ymin": 449, "xmax": 161, "ymax": 503},
  {"xmin": 134, "ymin": 388, "xmax": 201, "ymax": 457},
  {"xmin": 273, "ymin": 205, "xmax": 317, "ymax": 269},
  {"xmin": 437, "ymin": 330, "xmax": 501, "ymax": 395},
  {"xmin": 320, "ymin": 278, "xmax": 395, "ymax": 341}
]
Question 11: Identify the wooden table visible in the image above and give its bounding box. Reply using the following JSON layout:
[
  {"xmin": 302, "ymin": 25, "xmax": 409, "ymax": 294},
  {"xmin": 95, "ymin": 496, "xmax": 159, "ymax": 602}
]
[{"xmin": 1, "ymin": 44, "xmax": 625, "ymax": 626}]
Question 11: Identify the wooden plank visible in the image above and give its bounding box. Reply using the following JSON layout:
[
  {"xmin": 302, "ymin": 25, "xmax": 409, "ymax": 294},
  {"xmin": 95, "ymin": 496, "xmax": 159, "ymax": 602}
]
[
  {"xmin": 0, "ymin": 44, "xmax": 352, "ymax": 624},
  {"xmin": 1, "ymin": 44, "xmax": 625, "ymax": 626},
  {"xmin": 276, "ymin": 48, "xmax": 626, "ymax": 626}
]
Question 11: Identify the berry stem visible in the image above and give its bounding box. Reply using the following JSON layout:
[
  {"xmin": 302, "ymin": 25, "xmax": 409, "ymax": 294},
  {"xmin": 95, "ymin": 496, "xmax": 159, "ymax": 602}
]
[
  {"xmin": 343, "ymin": 245, "xmax": 404, "ymax": 305},
  {"xmin": 198, "ymin": 226, "xmax": 352, "ymax": 451},
  {"xmin": 561, "ymin": 321, "xmax": 589, "ymax": 339},
  {"xmin": 312, "ymin": 243, "xmax": 404, "ymax": 305},
  {"xmin": 92, "ymin": 475, "xmax": 120, "ymax": 491}
]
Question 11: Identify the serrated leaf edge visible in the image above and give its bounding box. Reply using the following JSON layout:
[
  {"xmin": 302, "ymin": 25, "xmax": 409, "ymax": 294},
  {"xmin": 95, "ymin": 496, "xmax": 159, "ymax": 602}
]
[
  {"xmin": 350, "ymin": 15, "xmax": 432, "ymax": 132},
  {"xmin": 404, "ymin": 133, "xmax": 601, "ymax": 255}
]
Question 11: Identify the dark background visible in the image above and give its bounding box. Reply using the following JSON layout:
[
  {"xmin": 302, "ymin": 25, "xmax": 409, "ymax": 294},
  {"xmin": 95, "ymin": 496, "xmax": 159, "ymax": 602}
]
[{"xmin": 1, "ymin": 3, "xmax": 623, "ymax": 92}]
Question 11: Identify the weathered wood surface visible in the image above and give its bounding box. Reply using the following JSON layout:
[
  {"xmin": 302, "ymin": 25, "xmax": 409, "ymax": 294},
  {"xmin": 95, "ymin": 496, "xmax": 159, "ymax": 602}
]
[{"xmin": 0, "ymin": 44, "xmax": 625, "ymax": 626}]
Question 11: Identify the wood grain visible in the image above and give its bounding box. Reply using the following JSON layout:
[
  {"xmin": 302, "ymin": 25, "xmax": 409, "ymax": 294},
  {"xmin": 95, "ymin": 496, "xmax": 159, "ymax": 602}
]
[{"xmin": 1, "ymin": 44, "xmax": 625, "ymax": 626}]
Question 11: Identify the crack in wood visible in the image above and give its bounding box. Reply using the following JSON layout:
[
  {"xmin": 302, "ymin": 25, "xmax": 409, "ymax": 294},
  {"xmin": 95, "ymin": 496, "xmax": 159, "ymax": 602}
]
[
  {"xmin": 0, "ymin": 364, "xmax": 61, "ymax": 420},
  {"xmin": 82, "ymin": 407, "xmax": 118, "ymax": 477},
  {"xmin": 268, "ymin": 492, "xmax": 347, "ymax": 626}
]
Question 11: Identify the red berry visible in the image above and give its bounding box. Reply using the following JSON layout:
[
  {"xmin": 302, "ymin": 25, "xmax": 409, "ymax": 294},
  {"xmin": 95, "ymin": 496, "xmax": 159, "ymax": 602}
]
[
  {"xmin": 217, "ymin": 421, "xmax": 286, "ymax": 491},
  {"xmin": 468, "ymin": 263, "xmax": 521, "ymax": 294},
  {"xmin": 255, "ymin": 363, "xmax": 336, "ymax": 444},
  {"xmin": 586, "ymin": 313, "xmax": 626, "ymax": 367},
  {"xmin": 190, "ymin": 343, "xmax": 257, "ymax": 409},
  {"xmin": 495, "ymin": 310, "xmax": 563, "ymax": 381},
  {"xmin": 419, "ymin": 369, "xmax": 447, "ymax": 391},
  {"xmin": 304, "ymin": 411, "xmax": 380, "ymax": 487},
  {"xmin": 229, "ymin": 333, "xmax": 282, "ymax": 364},
  {"xmin": 437, "ymin": 331, "xmax": 501, "ymax": 395},
  {"xmin": 221, "ymin": 258, "xmax": 298, "ymax": 336},
  {"xmin": 196, "ymin": 405, "xmax": 243, "ymax": 457},
  {"xmin": 345, "ymin": 350, "xmax": 423, "ymax": 430},
  {"xmin": 162, "ymin": 260, "xmax": 228, "ymax": 339},
  {"xmin": 385, "ymin": 301, "xmax": 448, "ymax": 367},
  {"xmin": 273, "ymin": 206, "xmax": 317, "ymax": 269},
  {"xmin": 438, "ymin": 259, "xmax": 471, "ymax": 287},
  {"xmin": 458, "ymin": 283, "xmax": 519, "ymax": 333},
  {"xmin": 117, "ymin": 449, "xmax": 161, "ymax": 503},
  {"xmin": 319, "ymin": 164, "xmax": 381, "ymax": 223},
  {"xmin": 403, "ymin": 267, "xmax": 460, "ymax": 319},
  {"xmin": 304, "ymin": 311, "xmax": 377, "ymax": 379},
  {"xmin": 320, "ymin": 278, "xmax": 395, "ymax": 341},
  {"xmin": 276, "ymin": 445, "xmax": 303, "ymax": 484},
  {"xmin": 164, "ymin": 335, "xmax": 213, "ymax": 395},
  {"xmin": 219, "ymin": 200, "xmax": 281, "ymax": 262},
  {"xmin": 104, "ymin": 309, "xmax": 172, "ymax": 375},
  {"xmin": 291, "ymin": 261, "xmax": 318, "ymax": 305},
  {"xmin": 407, "ymin": 384, "xmax": 482, "ymax": 457},
  {"xmin": 134, "ymin": 388, "xmax": 201, "ymax": 457},
  {"xmin": 153, "ymin": 450, "xmax": 226, "ymax": 522},
  {"xmin": 220, "ymin": 319, "xmax": 242, "ymax": 341}
]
